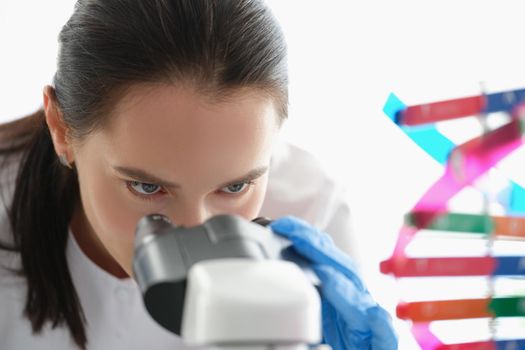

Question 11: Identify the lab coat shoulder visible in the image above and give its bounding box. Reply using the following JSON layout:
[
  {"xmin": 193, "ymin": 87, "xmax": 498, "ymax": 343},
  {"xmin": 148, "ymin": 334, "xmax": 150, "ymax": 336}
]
[{"xmin": 260, "ymin": 142, "xmax": 355, "ymax": 258}]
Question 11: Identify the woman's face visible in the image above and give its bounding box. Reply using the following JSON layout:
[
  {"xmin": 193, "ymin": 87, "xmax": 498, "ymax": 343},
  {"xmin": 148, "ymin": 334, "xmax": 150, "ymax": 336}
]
[{"xmin": 68, "ymin": 84, "xmax": 281, "ymax": 277}]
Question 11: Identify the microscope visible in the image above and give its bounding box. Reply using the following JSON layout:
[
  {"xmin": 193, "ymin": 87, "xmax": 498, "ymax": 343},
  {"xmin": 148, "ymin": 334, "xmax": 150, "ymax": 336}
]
[{"xmin": 132, "ymin": 214, "xmax": 327, "ymax": 350}]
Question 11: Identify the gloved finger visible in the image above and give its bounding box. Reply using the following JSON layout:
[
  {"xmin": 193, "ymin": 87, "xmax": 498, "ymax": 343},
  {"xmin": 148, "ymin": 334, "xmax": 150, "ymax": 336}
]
[
  {"xmin": 368, "ymin": 303, "xmax": 398, "ymax": 350},
  {"xmin": 313, "ymin": 264, "xmax": 376, "ymax": 332},
  {"xmin": 314, "ymin": 265, "xmax": 398, "ymax": 350},
  {"xmin": 320, "ymin": 298, "xmax": 371, "ymax": 350},
  {"xmin": 270, "ymin": 216, "xmax": 365, "ymax": 291}
]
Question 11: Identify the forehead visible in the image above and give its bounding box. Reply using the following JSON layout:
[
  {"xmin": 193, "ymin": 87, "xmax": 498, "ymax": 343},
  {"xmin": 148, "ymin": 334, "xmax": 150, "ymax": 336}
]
[
  {"xmin": 105, "ymin": 83, "xmax": 279, "ymax": 146},
  {"xmin": 95, "ymin": 83, "xmax": 280, "ymax": 182}
]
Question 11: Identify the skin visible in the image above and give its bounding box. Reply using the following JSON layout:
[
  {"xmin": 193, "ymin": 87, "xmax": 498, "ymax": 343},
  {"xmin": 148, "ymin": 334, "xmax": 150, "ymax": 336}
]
[{"xmin": 43, "ymin": 83, "xmax": 281, "ymax": 278}]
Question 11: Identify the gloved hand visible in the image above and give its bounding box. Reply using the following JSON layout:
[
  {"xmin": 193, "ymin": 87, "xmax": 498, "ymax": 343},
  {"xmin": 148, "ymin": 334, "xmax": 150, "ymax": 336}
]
[{"xmin": 269, "ymin": 216, "xmax": 398, "ymax": 350}]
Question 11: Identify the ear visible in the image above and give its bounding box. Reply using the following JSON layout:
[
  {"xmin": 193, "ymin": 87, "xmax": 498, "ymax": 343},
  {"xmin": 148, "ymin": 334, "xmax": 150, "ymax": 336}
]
[{"xmin": 43, "ymin": 86, "xmax": 74, "ymax": 164}]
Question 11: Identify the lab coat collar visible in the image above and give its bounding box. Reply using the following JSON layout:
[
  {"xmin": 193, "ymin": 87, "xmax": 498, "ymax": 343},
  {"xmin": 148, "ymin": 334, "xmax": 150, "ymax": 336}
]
[{"xmin": 65, "ymin": 228, "xmax": 187, "ymax": 348}]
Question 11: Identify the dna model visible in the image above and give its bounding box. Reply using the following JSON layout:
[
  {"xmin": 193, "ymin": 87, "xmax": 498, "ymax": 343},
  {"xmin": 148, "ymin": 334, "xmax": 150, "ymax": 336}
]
[{"xmin": 380, "ymin": 88, "xmax": 525, "ymax": 349}]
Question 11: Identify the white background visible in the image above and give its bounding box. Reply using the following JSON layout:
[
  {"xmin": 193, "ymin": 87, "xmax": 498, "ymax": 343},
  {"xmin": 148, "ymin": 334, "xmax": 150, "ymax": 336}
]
[{"xmin": 3, "ymin": 1, "xmax": 525, "ymax": 348}]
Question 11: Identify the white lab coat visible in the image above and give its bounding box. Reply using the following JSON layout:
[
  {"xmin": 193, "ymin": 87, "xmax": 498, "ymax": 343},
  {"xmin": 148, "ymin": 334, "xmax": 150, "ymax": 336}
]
[{"xmin": 0, "ymin": 141, "xmax": 354, "ymax": 350}]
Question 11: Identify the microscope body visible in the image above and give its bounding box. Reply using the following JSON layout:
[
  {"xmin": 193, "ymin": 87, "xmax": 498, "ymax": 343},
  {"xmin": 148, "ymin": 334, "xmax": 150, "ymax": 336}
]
[{"xmin": 132, "ymin": 214, "xmax": 322, "ymax": 349}]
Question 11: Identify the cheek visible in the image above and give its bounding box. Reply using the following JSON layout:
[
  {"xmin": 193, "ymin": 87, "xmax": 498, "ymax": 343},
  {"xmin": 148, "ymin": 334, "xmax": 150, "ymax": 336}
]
[
  {"xmin": 87, "ymin": 178, "xmax": 135, "ymax": 239},
  {"xmin": 78, "ymin": 167, "xmax": 152, "ymax": 271}
]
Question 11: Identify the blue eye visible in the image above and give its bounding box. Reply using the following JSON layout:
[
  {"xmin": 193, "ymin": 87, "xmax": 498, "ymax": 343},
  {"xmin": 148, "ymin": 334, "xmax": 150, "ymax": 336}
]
[
  {"xmin": 221, "ymin": 182, "xmax": 252, "ymax": 194},
  {"xmin": 128, "ymin": 181, "xmax": 162, "ymax": 195}
]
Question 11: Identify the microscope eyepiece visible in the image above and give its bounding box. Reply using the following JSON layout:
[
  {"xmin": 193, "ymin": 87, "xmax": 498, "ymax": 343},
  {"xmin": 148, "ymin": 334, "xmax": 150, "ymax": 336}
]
[{"xmin": 134, "ymin": 214, "xmax": 175, "ymax": 249}]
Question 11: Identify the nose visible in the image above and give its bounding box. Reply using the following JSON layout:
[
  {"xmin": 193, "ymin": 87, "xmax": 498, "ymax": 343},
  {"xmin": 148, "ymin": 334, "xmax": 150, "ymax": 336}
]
[{"xmin": 168, "ymin": 201, "xmax": 213, "ymax": 228}]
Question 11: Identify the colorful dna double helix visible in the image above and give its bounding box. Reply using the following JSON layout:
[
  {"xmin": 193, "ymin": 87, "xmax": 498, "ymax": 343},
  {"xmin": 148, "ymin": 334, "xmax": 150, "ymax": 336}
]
[{"xmin": 380, "ymin": 88, "xmax": 525, "ymax": 350}]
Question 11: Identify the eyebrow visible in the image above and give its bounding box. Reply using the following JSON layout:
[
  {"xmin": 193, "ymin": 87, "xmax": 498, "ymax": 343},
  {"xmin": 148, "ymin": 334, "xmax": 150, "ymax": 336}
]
[{"xmin": 113, "ymin": 165, "xmax": 269, "ymax": 190}]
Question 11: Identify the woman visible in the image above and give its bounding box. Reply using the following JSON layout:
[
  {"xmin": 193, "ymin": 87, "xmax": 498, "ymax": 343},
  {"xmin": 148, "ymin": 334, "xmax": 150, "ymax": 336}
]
[{"xmin": 0, "ymin": 0, "xmax": 397, "ymax": 349}]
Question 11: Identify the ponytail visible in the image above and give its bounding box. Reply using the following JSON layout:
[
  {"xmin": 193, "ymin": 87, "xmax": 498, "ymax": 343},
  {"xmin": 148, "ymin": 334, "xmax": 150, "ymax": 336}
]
[{"xmin": 4, "ymin": 110, "xmax": 88, "ymax": 348}]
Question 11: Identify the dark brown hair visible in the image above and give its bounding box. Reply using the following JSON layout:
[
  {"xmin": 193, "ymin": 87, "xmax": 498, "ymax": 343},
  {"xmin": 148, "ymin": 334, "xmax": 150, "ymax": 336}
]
[{"xmin": 0, "ymin": 0, "xmax": 287, "ymax": 348}]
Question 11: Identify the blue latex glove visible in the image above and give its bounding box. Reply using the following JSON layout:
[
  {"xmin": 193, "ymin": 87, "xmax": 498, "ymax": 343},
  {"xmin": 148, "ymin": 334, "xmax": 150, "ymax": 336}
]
[{"xmin": 269, "ymin": 216, "xmax": 398, "ymax": 350}]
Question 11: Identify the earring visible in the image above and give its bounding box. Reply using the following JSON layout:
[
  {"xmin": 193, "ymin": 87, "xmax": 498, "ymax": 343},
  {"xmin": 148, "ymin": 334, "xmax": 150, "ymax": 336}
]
[{"xmin": 58, "ymin": 153, "xmax": 73, "ymax": 169}]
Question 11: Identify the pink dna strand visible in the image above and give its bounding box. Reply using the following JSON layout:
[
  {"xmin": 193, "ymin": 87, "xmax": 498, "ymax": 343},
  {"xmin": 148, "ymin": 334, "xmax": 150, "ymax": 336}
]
[{"xmin": 380, "ymin": 88, "xmax": 525, "ymax": 350}]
